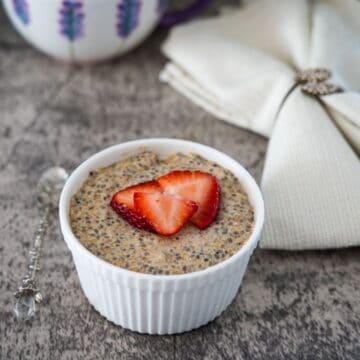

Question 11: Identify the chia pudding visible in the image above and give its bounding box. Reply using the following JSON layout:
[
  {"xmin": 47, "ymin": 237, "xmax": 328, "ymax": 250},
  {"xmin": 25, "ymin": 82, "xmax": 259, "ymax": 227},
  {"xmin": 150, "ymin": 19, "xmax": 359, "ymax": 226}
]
[{"xmin": 69, "ymin": 151, "xmax": 254, "ymax": 275}]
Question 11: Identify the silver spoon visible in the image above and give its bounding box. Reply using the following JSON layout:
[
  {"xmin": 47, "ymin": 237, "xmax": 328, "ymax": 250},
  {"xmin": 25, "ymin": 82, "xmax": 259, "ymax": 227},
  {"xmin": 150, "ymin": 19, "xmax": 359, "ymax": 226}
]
[{"xmin": 14, "ymin": 167, "xmax": 68, "ymax": 321}]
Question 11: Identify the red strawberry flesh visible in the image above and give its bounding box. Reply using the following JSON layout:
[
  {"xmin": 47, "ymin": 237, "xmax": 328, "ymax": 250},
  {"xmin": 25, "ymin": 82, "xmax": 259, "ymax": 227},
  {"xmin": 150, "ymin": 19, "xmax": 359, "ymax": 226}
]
[
  {"xmin": 134, "ymin": 192, "xmax": 198, "ymax": 236},
  {"xmin": 110, "ymin": 180, "xmax": 161, "ymax": 231},
  {"xmin": 112, "ymin": 180, "xmax": 161, "ymax": 211},
  {"xmin": 110, "ymin": 199, "xmax": 155, "ymax": 232},
  {"xmin": 157, "ymin": 170, "xmax": 220, "ymax": 229}
]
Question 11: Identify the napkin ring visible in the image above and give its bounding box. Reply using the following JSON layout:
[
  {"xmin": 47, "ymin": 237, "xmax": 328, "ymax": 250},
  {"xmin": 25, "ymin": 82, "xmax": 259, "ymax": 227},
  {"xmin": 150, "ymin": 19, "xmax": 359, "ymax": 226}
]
[{"xmin": 295, "ymin": 68, "xmax": 344, "ymax": 96}]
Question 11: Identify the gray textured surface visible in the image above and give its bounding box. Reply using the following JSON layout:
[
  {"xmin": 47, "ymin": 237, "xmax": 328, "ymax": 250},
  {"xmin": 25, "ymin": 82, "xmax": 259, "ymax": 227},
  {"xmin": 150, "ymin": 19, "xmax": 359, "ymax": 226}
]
[{"xmin": 1, "ymin": 4, "xmax": 360, "ymax": 360}]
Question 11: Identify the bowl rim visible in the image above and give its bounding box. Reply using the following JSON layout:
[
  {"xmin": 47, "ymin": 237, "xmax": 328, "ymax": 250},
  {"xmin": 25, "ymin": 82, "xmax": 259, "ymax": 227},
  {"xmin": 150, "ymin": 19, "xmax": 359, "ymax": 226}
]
[{"xmin": 59, "ymin": 138, "xmax": 264, "ymax": 281}]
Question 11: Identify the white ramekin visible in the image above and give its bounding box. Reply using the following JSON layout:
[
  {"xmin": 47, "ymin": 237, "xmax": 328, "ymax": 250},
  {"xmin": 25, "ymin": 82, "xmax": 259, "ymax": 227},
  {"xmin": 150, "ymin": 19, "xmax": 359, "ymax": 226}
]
[{"xmin": 59, "ymin": 138, "xmax": 264, "ymax": 334}]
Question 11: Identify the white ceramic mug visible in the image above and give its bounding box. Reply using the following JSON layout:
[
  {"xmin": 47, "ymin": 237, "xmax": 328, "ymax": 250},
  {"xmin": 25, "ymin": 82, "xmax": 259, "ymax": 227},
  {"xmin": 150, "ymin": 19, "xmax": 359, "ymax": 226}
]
[
  {"xmin": 59, "ymin": 138, "xmax": 264, "ymax": 334},
  {"xmin": 2, "ymin": 0, "xmax": 210, "ymax": 63}
]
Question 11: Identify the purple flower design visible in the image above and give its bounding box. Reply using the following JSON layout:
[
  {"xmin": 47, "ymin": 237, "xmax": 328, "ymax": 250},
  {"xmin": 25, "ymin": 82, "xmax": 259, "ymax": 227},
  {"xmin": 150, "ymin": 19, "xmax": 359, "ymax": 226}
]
[
  {"xmin": 157, "ymin": 0, "xmax": 168, "ymax": 15},
  {"xmin": 59, "ymin": 0, "xmax": 84, "ymax": 42},
  {"xmin": 12, "ymin": 0, "xmax": 30, "ymax": 25},
  {"xmin": 117, "ymin": 0, "xmax": 141, "ymax": 38}
]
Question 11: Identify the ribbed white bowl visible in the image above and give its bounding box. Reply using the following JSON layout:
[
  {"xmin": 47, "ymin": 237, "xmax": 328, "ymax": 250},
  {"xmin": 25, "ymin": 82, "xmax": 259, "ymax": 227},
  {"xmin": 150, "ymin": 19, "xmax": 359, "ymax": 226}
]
[{"xmin": 59, "ymin": 138, "xmax": 264, "ymax": 334}]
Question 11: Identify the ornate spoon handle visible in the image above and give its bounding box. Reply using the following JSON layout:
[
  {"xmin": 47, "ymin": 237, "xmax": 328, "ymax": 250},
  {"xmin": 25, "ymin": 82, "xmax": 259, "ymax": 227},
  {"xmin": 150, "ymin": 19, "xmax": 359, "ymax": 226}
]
[
  {"xmin": 13, "ymin": 166, "xmax": 68, "ymax": 321},
  {"xmin": 14, "ymin": 207, "xmax": 50, "ymax": 320}
]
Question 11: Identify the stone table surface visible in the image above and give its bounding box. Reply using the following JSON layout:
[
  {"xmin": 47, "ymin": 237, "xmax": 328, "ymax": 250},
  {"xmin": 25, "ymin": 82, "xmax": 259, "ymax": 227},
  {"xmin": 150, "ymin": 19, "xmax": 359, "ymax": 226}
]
[{"xmin": 0, "ymin": 4, "xmax": 359, "ymax": 360}]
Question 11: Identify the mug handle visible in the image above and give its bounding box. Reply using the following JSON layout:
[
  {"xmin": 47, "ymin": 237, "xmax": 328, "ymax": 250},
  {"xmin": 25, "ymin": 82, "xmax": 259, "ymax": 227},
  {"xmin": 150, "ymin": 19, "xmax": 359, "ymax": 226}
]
[{"xmin": 160, "ymin": 0, "xmax": 213, "ymax": 26}]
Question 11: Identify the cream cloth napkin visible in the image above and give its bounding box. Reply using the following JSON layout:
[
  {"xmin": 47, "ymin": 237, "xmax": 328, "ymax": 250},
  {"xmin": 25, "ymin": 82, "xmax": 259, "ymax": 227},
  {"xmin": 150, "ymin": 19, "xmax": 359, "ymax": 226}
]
[{"xmin": 160, "ymin": 0, "xmax": 360, "ymax": 250}]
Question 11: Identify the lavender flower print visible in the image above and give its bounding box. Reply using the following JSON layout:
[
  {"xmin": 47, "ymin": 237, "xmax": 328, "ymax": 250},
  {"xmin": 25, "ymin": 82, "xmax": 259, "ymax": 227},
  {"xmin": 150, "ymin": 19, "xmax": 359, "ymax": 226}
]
[
  {"xmin": 117, "ymin": 0, "xmax": 141, "ymax": 38},
  {"xmin": 59, "ymin": 0, "xmax": 84, "ymax": 59},
  {"xmin": 12, "ymin": 0, "xmax": 30, "ymax": 25},
  {"xmin": 59, "ymin": 1, "xmax": 84, "ymax": 41}
]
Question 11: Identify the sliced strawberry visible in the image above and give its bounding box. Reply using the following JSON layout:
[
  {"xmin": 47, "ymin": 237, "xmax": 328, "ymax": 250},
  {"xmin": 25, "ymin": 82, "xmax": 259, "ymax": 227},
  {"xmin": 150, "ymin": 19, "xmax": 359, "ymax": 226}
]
[
  {"xmin": 157, "ymin": 171, "xmax": 220, "ymax": 229},
  {"xmin": 110, "ymin": 180, "xmax": 161, "ymax": 231},
  {"xmin": 112, "ymin": 180, "xmax": 161, "ymax": 211},
  {"xmin": 110, "ymin": 199, "xmax": 155, "ymax": 232},
  {"xmin": 134, "ymin": 192, "xmax": 198, "ymax": 236}
]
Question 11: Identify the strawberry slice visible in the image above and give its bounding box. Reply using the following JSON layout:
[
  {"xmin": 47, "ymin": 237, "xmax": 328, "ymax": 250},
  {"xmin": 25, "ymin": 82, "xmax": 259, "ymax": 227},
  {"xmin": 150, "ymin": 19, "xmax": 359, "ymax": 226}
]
[
  {"xmin": 157, "ymin": 171, "xmax": 220, "ymax": 229},
  {"xmin": 110, "ymin": 180, "xmax": 161, "ymax": 231},
  {"xmin": 110, "ymin": 200, "xmax": 155, "ymax": 232},
  {"xmin": 134, "ymin": 192, "xmax": 198, "ymax": 236},
  {"xmin": 112, "ymin": 180, "xmax": 161, "ymax": 211}
]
